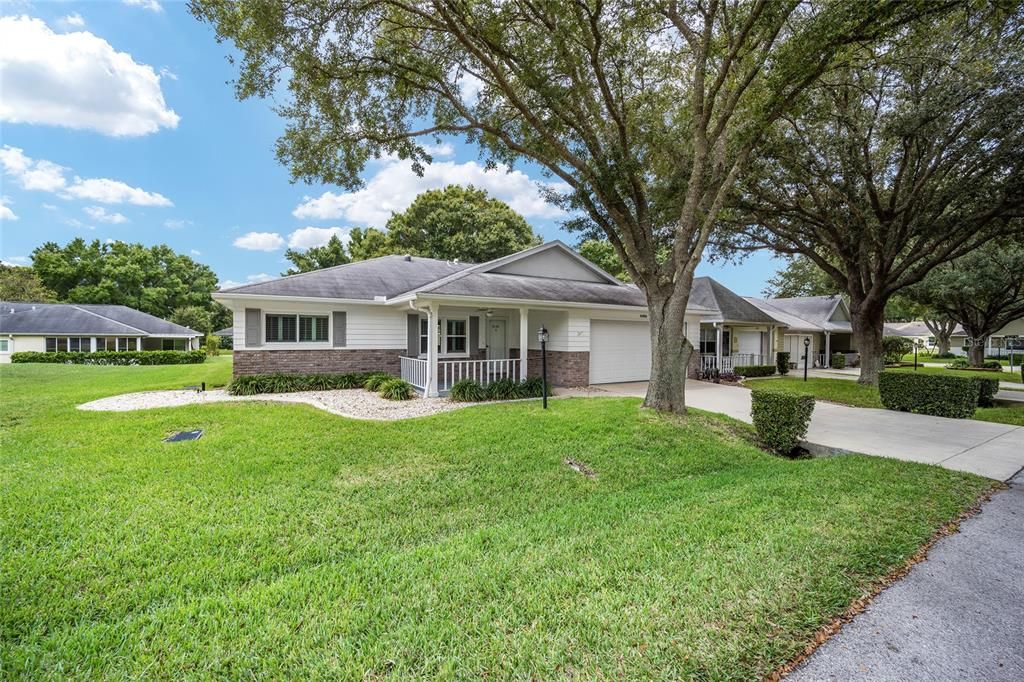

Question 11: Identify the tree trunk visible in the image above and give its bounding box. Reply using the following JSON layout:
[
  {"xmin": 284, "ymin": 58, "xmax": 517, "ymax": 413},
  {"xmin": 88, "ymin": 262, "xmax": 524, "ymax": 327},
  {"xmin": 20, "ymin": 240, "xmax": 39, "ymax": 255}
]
[
  {"xmin": 969, "ymin": 339, "xmax": 986, "ymax": 367},
  {"xmin": 851, "ymin": 302, "xmax": 886, "ymax": 385},
  {"xmin": 936, "ymin": 336, "xmax": 950, "ymax": 356},
  {"xmin": 644, "ymin": 290, "xmax": 692, "ymax": 414}
]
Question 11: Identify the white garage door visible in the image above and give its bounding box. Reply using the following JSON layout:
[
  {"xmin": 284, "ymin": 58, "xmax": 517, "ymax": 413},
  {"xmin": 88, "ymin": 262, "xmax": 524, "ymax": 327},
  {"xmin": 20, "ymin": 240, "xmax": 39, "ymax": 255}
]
[
  {"xmin": 590, "ymin": 320, "xmax": 652, "ymax": 384},
  {"xmin": 737, "ymin": 330, "xmax": 762, "ymax": 356}
]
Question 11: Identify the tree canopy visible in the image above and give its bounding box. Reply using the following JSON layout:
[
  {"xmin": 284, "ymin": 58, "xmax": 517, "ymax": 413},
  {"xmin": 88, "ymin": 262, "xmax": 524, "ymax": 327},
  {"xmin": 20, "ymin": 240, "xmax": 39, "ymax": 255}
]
[
  {"xmin": 283, "ymin": 235, "xmax": 350, "ymax": 275},
  {"xmin": 906, "ymin": 241, "xmax": 1024, "ymax": 366},
  {"xmin": 0, "ymin": 265, "xmax": 57, "ymax": 302},
  {"xmin": 722, "ymin": 6, "xmax": 1024, "ymax": 383},
  {"xmin": 578, "ymin": 240, "xmax": 631, "ymax": 282},
  {"xmin": 762, "ymin": 256, "xmax": 839, "ymax": 298},
  {"xmin": 30, "ymin": 239, "xmax": 226, "ymax": 325},
  {"xmin": 193, "ymin": 0, "xmax": 952, "ymax": 412}
]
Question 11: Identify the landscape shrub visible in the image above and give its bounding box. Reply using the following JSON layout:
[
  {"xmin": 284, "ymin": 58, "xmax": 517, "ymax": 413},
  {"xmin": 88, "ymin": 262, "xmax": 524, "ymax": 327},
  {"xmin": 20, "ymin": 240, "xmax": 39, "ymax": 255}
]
[
  {"xmin": 718, "ymin": 371, "xmax": 740, "ymax": 383},
  {"xmin": 733, "ymin": 364, "xmax": 775, "ymax": 378},
  {"xmin": 776, "ymin": 351, "xmax": 791, "ymax": 375},
  {"xmin": 933, "ymin": 352, "xmax": 956, "ymax": 359},
  {"xmin": 219, "ymin": 335, "xmax": 234, "ymax": 350},
  {"xmin": 11, "ymin": 350, "xmax": 206, "ymax": 365},
  {"xmin": 974, "ymin": 377, "xmax": 1000, "ymax": 408},
  {"xmin": 362, "ymin": 373, "xmax": 393, "ymax": 392},
  {"xmin": 378, "ymin": 378, "xmax": 415, "ymax": 401},
  {"xmin": 485, "ymin": 378, "xmax": 521, "ymax": 401},
  {"xmin": 449, "ymin": 379, "xmax": 488, "ymax": 402},
  {"xmin": 981, "ymin": 360, "xmax": 1004, "ymax": 371},
  {"xmin": 946, "ymin": 357, "xmax": 970, "ymax": 368},
  {"xmin": 750, "ymin": 389, "xmax": 815, "ymax": 456},
  {"xmin": 881, "ymin": 337, "xmax": 914, "ymax": 365},
  {"xmin": 204, "ymin": 335, "xmax": 220, "ymax": 357},
  {"xmin": 830, "ymin": 353, "xmax": 846, "ymax": 369},
  {"xmin": 878, "ymin": 372, "xmax": 978, "ymax": 419},
  {"xmin": 227, "ymin": 372, "xmax": 370, "ymax": 395},
  {"xmin": 519, "ymin": 376, "xmax": 550, "ymax": 398}
]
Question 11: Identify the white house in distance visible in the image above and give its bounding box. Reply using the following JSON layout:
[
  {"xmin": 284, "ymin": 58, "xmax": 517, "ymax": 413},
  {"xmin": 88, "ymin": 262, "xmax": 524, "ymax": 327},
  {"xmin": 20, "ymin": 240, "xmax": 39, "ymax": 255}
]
[
  {"xmin": 214, "ymin": 241, "xmax": 717, "ymax": 395},
  {"xmin": 0, "ymin": 302, "xmax": 201, "ymax": 363}
]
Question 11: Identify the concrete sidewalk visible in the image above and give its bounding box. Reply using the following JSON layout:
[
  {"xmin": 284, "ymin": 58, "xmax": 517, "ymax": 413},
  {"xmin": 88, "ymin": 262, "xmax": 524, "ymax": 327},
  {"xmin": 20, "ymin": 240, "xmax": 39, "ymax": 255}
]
[
  {"xmin": 568, "ymin": 381, "xmax": 1024, "ymax": 481},
  {"xmin": 788, "ymin": 471, "xmax": 1024, "ymax": 681}
]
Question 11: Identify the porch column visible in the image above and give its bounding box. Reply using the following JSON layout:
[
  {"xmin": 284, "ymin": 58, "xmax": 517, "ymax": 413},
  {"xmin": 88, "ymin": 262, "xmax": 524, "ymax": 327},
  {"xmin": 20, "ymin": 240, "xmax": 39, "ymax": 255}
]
[
  {"xmin": 715, "ymin": 323, "xmax": 723, "ymax": 369},
  {"xmin": 426, "ymin": 302, "xmax": 440, "ymax": 397},
  {"xmin": 136, "ymin": 337, "xmax": 142, "ymax": 351},
  {"xmin": 519, "ymin": 307, "xmax": 528, "ymax": 381},
  {"xmin": 90, "ymin": 337, "xmax": 97, "ymax": 353},
  {"xmin": 824, "ymin": 331, "xmax": 831, "ymax": 367}
]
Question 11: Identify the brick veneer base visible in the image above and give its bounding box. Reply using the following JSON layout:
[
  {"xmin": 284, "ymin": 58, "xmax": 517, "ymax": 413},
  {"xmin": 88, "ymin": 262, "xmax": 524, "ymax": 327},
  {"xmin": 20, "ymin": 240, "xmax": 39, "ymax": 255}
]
[
  {"xmin": 233, "ymin": 349, "xmax": 405, "ymax": 377},
  {"xmin": 524, "ymin": 349, "xmax": 590, "ymax": 387}
]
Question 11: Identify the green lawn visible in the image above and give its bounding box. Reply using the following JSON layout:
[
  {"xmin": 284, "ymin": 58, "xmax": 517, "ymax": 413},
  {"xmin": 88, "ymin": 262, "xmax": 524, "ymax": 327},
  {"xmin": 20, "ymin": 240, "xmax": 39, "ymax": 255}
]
[
  {"xmin": 748, "ymin": 374, "xmax": 1024, "ymax": 426},
  {"xmin": 888, "ymin": 365, "xmax": 1023, "ymax": 383},
  {"xmin": 0, "ymin": 360, "xmax": 994, "ymax": 679}
]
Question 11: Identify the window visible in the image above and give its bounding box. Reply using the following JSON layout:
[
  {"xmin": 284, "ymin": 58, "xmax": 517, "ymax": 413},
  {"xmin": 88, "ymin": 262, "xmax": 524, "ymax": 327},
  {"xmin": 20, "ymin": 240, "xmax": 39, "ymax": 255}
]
[
  {"xmin": 0, "ymin": 339, "xmax": 8, "ymax": 352},
  {"xmin": 68, "ymin": 337, "xmax": 91, "ymax": 352},
  {"xmin": 446, "ymin": 319, "xmax": 467, "ymax": 354},
  {"xmin": 161, "ymin": 338, "xmax": 187, "ymax": 351},
  {"xmin": 420, "ymin": 318, "xmax": 429, "ymax": 354},
  {"xmin": 299, "ymin": 315, "xmax": 329, "ymax": 342},
  {"xmin": 95, "ymin": 338, "xmax": 107, "ymax": 351},
  {"xmin": 45, "ymin": 337, "xmax": 68, "ymax": 352},
  {"xmin": 266, "ymin": 314, "xmax": 328, "ymax": 343},
  {"xmin": 116, "ymin": 337, "xmax": 134, "ymax": 351}
]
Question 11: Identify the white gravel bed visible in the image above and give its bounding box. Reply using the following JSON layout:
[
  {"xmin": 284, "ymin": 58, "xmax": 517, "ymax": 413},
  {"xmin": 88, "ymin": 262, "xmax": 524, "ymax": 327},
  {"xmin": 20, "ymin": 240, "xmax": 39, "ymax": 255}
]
[{"xmin": 78, "ymin": 388, "xmax": 470, "ymax": 421}]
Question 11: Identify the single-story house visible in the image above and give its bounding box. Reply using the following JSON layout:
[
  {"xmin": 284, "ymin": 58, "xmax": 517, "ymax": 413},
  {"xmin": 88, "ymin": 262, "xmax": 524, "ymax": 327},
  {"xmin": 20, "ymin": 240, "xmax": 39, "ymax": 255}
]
[
  {"xmin": 744, "ymin": 295, "xmax": 856, "ymax": 368},
  {"xmin": 690, "ymin": 277, "xmax": 783, "ymax": 373},
  {"xmin": 950, "ymin": 318, "xmax": 1024, "ymax": 357},
  {"xmin": 0, "ymin": 302, "xmax": 201, "ymax": 363},
  {"xmin": 213, "ymin": 241, "xmax": 715, "ymax": 395}
]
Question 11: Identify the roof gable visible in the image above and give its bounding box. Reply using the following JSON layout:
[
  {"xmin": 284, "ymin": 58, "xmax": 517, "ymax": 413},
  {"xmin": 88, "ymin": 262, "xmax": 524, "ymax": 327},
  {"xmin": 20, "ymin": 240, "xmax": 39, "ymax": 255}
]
[
  {"xmin": 488, "ymin": 242, "xmax": 617, "ymax": 283},
  {"xmin": 691, "ymin": 277, "xmax": 778, "ymax": 324},
  {"xmin": 0, "ymin": 302, "xmax": 196, "ymax": 336}
]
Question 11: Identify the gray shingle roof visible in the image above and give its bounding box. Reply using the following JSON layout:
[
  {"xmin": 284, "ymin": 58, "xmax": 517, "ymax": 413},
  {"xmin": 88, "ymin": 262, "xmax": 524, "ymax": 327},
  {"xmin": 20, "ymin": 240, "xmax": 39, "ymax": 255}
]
[
  {"xmin": 423, "ymin": 271, "xmax": 647, "ymax": 306},
  {"xmin": 217, "ymin": 255, "xmax": 471, "ymax": 300},
  {"xmin": 0, "ymin": 302, "xmax": 198, "ymax": 336},
  {"xmin": 690, "ymin": 277, "xmax": 778, "ymax": 324},
  {"xmin": 744, "ymin": 296, "xmax": 851, "ymax": 332}
]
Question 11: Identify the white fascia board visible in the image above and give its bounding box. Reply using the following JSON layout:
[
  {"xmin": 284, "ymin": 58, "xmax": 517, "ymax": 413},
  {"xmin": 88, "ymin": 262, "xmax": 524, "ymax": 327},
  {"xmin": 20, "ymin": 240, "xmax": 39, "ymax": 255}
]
[
  {"xmin": 213, "ymin": 292, "xmax": 384, "ymax": 306},
  {"xmin": 400, "ymin": 292, "xmax": 713, "ymax": 316}
]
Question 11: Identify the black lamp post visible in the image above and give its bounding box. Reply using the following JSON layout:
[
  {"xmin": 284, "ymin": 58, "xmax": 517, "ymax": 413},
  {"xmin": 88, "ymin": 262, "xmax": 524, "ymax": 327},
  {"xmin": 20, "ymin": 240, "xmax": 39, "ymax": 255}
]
[
  {"xmin": 914, "ymin": 339, "xmax": 921, "ymax": 371},
  {"xmin": 803, "ymin": 336, "xmax": 811, "ymax": 382},
  {"xmin": 537, "ymin": 325, "xmax": 549, "ymax": 409}
]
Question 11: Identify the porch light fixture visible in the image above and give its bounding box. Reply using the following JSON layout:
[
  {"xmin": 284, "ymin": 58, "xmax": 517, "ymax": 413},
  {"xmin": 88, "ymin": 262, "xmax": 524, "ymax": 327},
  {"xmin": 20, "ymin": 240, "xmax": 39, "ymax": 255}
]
[
  {"xmin": 538, "ymin": 326, "xmax": 549, "ymax": 409},
  {"xmin": 803, "ymin": 336, "xmax": 811, "ymax": 382}
]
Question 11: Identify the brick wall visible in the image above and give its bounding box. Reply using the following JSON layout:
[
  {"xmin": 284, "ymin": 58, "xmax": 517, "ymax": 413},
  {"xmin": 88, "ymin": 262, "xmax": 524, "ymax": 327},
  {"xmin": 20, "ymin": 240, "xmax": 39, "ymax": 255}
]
[
  {"xmin": 523, "ymin": 349, "xmax": 590, "ymax": 387},
  {"xmin": 233, "ymin": 349, "xmax": 405, "ymax": 377}
]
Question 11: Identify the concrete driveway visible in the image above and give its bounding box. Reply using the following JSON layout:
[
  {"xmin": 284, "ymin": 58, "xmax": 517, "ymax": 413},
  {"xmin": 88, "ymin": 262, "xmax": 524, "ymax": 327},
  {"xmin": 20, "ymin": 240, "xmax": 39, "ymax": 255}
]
[
  {"xmin": 576, "ymin": 381, "xmax": 1024, "ymax": 481},
  {"xmin": 789, "ymin": 470, "xmax": 1024, "ymax": 681}
]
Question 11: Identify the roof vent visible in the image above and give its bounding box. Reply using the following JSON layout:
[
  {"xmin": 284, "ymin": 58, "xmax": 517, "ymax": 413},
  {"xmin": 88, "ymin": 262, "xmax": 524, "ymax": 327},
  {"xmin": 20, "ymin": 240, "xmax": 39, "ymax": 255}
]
[{"xmin": 403, "ymin": 254, "xmax": 412, "ymax": 262}]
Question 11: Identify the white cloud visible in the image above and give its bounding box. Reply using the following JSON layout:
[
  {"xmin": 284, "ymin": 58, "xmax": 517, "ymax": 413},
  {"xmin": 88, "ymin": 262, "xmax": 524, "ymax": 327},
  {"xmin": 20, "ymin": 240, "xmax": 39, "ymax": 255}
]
[
  {"xmin": 59, "ymin": 13, "xmax": 86, "ymax": 29},
  {"xmin": 83, "ymin": 205, "xmax": 128, "ymax": 224},
  {"xmin": 292, "ymin": 158, "xmax": 566, "ymax": 226},
  {"xmin": 62, "ymin": 177, "xmax": 172, "ymax": 206},
  {"xmin": 42, "ymin": 203, "xmax": 58, "ymax": 210},
  {"xmin": 0, "ymin": 146, "xmax": 172, "ymax": 207},
  {"xmin": 164, "ymin": 218, "xmax": 192, "ymax": 229},
  {"xmin": 219, "ymin": 273, "xmax": 276, "ymax": 289},
  {"xmin": 123, "ymin": 0, "xmax": 164, "ymax": 12},
  {"xmin": 287, "ymin": 226, "xmax": 351, "ymax": 249},
  {"xmin": 159, "ymin": 67, "xmax": 178, "ymax": 81},
  {"xmin": 1, "ymin": 255, "xmax": 30, "ymax": 265},
  {"xmin": 0, "ymin": 197, "xmax": 17, "ymax": 221},
  {"xmin": 64, "ymin": 218, "xmax": 95, "ymax": 230},
  {"xmin": 233, "ymin": 231, "xmax": 285, "ymax": 252},
  {"xmin": 0, "ymin": 16, "xmax": 179, "ymax": 137},
  {"xmin": 0, "ymin": 146, "xmax": 68, "ymax": 192},
  {"xmin": 190, "ymin": 249, "xmax": 202, "ymax": 256}
]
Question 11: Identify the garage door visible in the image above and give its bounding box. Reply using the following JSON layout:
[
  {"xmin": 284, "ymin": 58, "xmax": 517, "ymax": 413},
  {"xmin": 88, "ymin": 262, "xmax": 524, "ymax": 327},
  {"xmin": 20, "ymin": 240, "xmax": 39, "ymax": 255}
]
[{"xmin": 590, "ymin": 320, "xmax": 652, "ymax": 384}]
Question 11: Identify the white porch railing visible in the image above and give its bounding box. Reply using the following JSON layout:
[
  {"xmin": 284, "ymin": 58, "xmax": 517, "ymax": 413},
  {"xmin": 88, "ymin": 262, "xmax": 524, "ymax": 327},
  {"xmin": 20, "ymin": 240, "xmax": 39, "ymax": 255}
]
[
  {"xmin": 400, "ymin": 357, "xmax": 522, "ymax": 391},
  {"xmin": 700, "ymin": 353, "xmax": 769, "ymax": 373}
]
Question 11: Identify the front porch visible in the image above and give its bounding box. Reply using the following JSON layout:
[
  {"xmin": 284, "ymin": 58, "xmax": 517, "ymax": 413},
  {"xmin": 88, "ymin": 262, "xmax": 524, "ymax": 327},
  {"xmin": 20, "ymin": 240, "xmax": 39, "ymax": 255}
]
[{"xmin": 400, "ymin": 356, "xmax": 522, "ymax": 394}]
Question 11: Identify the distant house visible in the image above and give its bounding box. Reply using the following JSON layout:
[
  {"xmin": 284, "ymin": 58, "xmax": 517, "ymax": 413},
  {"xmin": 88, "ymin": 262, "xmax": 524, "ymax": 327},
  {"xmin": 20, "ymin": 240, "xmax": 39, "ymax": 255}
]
[
  {"xmin": 0, "ymin": 302, "xmax": 201, "ymax": 363},
  {"xmin": 949, "ymin": 318, "xmax": 1024, "ymax": 357},
  {"xmin": 744, "ymin": 295, "xmax": 856, "ymax": 367},
  {"xmin": 690, "ymin": 277, "xmax": 781, "ymax": 373}
]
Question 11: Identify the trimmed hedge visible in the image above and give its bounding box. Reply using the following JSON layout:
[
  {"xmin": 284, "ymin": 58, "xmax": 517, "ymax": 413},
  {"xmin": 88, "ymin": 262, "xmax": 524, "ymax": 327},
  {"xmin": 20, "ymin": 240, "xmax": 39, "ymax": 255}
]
[
  {"xmin": 878, "ymin": 372, "xmax": 978, "ymax": 418},
  {"xmin": 750, "ymin": 389, "xmax": 815, "ymax": 456},
  {"xmin": 733, "ymin": 364, "xmax": 775, "ymax": 378},
  {"xmin": 975, "ymin": 377, "xmax": 1000, "ymax": 408},
  {"xmin": 830, "ymin": 353, "xmax": 846, "ymax": 369},
  {"xmin": 228, "ymin": 372, "xmax": 370, "ymax": 395},
  {"xmin": 11, "ymin": 350, "xmax": 206, "ymax": 365},
  {"xmin": 776, "ymin": 351, "xmax": 791, "ymax": 375}
]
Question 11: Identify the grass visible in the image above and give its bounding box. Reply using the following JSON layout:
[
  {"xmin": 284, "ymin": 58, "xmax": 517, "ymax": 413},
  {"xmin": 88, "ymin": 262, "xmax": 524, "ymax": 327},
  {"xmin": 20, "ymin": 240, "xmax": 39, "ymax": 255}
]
[
  {"xmin": 0, "ymin": 360, "xmax": 995, "ymax": 679},
  {"xmin": 749, "ymin": 374, "xmax": 1024, "ymax": 426},
  {"xmin": 888, "ymin": 365, "xmax": 1023, "ymax": 383}
]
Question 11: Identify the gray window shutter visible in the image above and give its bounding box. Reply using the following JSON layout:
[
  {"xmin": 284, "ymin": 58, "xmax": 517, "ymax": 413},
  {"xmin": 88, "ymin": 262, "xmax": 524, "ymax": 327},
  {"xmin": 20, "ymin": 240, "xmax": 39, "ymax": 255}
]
[
  {"xmin": 244, "ymin": 309, "xmax": 261, "ymax": 347},
  {"xmin": 332, "ymin": 311, "xmax": 347, "ymax": 347},
  {"xmin": 469, "ymin": 316, "xmax": 480, "ymax": 353},
  {"xmin": 407, "ymin": 314, "xmax": 420, "ymax": 357}
]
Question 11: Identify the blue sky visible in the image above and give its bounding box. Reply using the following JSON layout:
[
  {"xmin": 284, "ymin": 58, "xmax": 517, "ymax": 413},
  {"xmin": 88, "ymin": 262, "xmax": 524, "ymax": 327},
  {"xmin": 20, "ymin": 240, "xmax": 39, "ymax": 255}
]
[{"xmin": 0, "ymin": 0, "xmax": 782, "ymax": 294}]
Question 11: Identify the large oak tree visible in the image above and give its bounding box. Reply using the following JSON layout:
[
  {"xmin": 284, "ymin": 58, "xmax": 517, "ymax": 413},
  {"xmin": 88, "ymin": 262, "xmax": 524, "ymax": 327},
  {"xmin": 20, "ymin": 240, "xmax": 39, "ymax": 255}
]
[
  {"xmin": 193, "ymin": 0, "xmax": 950, "ymax": 412},
  {"xmin": 723, "ymin": 6, "xmax": 1024, "ymax": 384}
]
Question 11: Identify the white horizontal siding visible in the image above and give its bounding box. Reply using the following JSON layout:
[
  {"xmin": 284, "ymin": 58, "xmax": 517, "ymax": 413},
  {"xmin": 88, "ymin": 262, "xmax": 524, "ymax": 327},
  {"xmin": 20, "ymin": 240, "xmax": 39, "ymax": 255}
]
[{"xmin": 228, "ymin": 299, "xmax": 407, "ymax": 350}]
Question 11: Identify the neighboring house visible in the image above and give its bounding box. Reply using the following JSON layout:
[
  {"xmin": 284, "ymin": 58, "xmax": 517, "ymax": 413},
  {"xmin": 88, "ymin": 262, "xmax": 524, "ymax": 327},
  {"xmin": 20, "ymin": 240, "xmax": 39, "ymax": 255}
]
[
  {"xmin": 213, "ymin": 241, "xmax": 713, "ymax": 395},
  {"xmin": 949, "ymin": 318, "xmax": 1024, "ymax": 357},
  {"xmin": 0, "ymin": 302, "xmax": 201, "ymax": 363},
  {"xmin": 690, "ymin": 277, "xmax": 782, "ymax": 373},
  {"xmin": 744, "ymin": 295, "xmax": 856, "ymax": 368}
]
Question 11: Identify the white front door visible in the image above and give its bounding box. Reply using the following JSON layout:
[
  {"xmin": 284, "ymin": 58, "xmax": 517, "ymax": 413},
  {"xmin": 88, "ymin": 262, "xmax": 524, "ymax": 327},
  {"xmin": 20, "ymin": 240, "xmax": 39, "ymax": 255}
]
[
  {"xmin": 486, "ymin": 319, "xmax": 507, "ymax": 359},
  {"xmin": 590, "ymin": 320, "xmax": 652, "ymax": 384}
]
